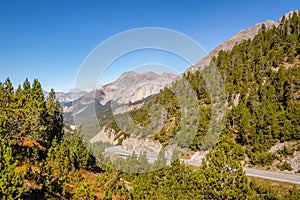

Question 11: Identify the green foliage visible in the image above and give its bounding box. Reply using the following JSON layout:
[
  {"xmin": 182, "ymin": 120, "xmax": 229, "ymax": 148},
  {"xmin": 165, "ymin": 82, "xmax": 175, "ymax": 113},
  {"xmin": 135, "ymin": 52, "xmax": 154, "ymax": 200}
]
[
  {"xmin": 214, "ymin": 11, "xmax": 300, "ymax": 166},
  {"xmin": 199, "ymin": 137, "xmax": 250, "ymax": 199},
  {"xmin": 105, "ymin": 149, "xmax": 165, "ymax": 173},
  {"xmin": 285, "ymin": 187, "xmax": 300, "ymax": 199},
  {"xmin": 0, "ymin": 78, "xmax": 99, "ymax": 199},
  {"xmin": 0, "ymin": 135, "xmax": 25, "ymax": 199},
  {"xmin": 0, "ymin": 78, "xmax": 63, "ymax": 149},
  {"xmin": 247, "ymin": 151, "xmax": 278, "ymax": 166},
  {"xmin": 102, "ymin": 136, "xmax": 251, "ymax": 199},
  {"xmin": 249, "ymin": 180, "xmax": 281, "ymax": 199},
  {"xmin": 25, "ymin": 130, "xmax": 97, "ymax": 198},
  {"xmin": 151, "ymin": 147, "xmax": 166, "ymax": 171},
  {"xmin": 278, "ymin": 145, "xmax": 295, "ymax": 157},
  {"xmin": 277, "ymin": 161, "xmax": 293, "ymax": 171},
  {"xmin": 71, "ymin": 178, "xmax": 95, "ymax": 200}
]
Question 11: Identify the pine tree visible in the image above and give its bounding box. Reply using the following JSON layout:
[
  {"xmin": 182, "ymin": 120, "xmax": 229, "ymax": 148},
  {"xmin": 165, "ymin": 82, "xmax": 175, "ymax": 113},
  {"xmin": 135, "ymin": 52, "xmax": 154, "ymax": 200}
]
[
  {"xmin": 30, "ymin": 79, "xmax": 47, "ymax": 141},
  {"xmin": 45, "ymin": 89, "xmax": 64, "ymax": 145},
  {"xmin": 200, "ymin": 137, "xmax": 250, "ymax": 199},
  {"xmin": 0, "ymin": 133, "xmax": 25, "ymax": 199},
  {"xmin": 151, "ymin": 147, "xmax": 166, "ymax": 171}
]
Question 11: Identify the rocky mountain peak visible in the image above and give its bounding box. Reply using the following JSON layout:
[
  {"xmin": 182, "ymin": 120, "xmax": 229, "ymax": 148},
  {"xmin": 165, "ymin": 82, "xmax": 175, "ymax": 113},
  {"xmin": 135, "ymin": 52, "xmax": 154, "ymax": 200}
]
[
  {"xmin": 101, "ymin": 71, "xmax": 178, "ymax": 105},
  {"xmin": 64, "ymin": 71, "xmax": 178, "ymax": 117}
]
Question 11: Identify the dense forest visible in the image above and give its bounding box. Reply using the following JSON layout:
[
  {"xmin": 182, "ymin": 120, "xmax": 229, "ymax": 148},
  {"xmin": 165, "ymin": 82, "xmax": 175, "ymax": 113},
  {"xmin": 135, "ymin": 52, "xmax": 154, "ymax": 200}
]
[{"xmin": 1, "ymin": 11, "xmax": 300, "ymax": 199}]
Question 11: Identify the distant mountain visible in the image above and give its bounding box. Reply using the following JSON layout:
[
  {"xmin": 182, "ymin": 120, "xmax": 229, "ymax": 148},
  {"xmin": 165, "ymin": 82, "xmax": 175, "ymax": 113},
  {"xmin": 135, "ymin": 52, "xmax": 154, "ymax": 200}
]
[
  {"xmin": 63, "ymin": 71, "xmax": 178, "ymax": 138},
  {"xmin": 43, "ymin": 90, "xmax": 87, "ymax": 105},
  {"xmin": 99, "ymin": 71, "xmax": 178, "ymax": 105},
  {"xmin": 56, "ymin": 91, "xmax": 88, "ymax": 105}
]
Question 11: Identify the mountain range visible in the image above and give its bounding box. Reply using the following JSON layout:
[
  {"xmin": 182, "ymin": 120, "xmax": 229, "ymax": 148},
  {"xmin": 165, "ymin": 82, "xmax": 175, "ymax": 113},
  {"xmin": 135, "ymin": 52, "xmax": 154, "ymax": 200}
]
[
  {"xmin": 63, "ymin": 71, "xmax": 178, "ymax": 115},
  {"xmin": 58, "ymin": 11, "xmax": 298, "ymax": 107}
]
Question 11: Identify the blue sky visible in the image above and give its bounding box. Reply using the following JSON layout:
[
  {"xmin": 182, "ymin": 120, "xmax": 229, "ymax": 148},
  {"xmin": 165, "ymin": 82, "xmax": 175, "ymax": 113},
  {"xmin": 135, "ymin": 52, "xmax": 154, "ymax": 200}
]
[{"xmin": 0, "ymin": 0, "xmax": 299, "ymax": 92}]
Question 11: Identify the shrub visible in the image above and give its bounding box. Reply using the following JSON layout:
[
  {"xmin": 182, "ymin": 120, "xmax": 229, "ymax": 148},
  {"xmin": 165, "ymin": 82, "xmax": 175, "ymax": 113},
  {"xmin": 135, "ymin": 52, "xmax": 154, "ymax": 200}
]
[{"xmin": 276, "ymin": 161, "xmax": 293, "ymax": 171}]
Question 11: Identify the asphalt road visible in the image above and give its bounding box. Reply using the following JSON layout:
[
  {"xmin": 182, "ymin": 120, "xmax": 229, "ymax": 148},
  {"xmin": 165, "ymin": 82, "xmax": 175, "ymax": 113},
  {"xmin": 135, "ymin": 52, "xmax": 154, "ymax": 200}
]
[
  {"xmin": 105, "ymin": 146, "xmax": 300, "ymax": 184},
  {"xmin": 244, "ymin": 167, "xmax": 300, "ymax": 184}
]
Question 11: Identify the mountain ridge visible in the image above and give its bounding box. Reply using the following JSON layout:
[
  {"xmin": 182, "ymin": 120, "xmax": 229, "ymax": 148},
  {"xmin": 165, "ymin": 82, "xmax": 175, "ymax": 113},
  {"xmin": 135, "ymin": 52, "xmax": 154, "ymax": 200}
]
[{"xmin": 186, "ymin": 11, "xmax": 300, "ymax": 73}]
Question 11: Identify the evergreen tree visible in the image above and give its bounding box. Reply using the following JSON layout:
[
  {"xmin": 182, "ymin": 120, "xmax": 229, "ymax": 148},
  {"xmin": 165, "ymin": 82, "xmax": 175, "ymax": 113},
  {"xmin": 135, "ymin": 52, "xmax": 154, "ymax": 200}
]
[
  {"xmin": 45, "ymin": 89, "xmax": 64, "ymax": 145},
  {"xmin": 0, "ymin": 133, "xmax": 24, "ymax": 199}
]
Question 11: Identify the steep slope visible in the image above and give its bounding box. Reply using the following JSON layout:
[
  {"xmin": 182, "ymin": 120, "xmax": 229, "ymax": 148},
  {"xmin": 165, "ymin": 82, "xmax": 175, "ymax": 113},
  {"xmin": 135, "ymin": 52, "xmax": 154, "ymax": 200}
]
[{"xmin": 187, "ymin": 17, "xmax": 279, "ymax": 73}]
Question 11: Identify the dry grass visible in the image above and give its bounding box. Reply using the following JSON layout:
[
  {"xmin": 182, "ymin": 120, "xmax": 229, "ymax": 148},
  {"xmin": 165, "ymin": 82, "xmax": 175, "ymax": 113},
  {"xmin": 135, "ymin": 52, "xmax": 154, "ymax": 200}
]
[{"xmin": 17, "ymin": 139, "xmax": 45, "ymax": 150}]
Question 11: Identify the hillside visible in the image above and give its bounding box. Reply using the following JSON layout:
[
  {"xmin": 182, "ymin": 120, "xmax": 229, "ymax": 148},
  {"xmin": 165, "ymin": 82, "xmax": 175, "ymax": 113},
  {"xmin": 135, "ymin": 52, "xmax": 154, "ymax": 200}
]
[
  {"xmin": 187, "ymin": 11, "xmax": 299, "ymax": 73},
  {"xmin": 96, "ymin": 10, "xmax": 300, "ymax": 173}
]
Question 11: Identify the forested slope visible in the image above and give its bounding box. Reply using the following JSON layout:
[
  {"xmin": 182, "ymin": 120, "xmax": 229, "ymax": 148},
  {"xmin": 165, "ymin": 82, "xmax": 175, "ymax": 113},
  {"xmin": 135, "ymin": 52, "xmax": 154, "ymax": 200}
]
[{"xmin": 105, "ymin": 10, "xmax": 300, "ymax": 169}]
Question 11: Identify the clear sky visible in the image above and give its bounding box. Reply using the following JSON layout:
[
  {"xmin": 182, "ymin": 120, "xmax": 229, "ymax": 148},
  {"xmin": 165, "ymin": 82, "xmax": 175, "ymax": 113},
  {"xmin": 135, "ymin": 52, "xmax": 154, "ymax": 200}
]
[{"xmin": 0, "ymin": 0, "xmax": 299, "ymax": 92}]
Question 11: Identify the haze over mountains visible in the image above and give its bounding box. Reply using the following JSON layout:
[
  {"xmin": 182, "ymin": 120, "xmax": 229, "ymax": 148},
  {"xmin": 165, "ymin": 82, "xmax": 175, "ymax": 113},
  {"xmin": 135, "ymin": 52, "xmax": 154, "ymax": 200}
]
[{"xmin": 43, "ymin": 90, "xmax": 87, "ymax": 105}]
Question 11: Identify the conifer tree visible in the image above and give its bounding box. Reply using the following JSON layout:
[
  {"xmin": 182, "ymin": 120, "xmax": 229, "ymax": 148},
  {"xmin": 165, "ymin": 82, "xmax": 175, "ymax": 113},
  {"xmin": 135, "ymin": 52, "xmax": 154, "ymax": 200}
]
[
  {"xmin": 0, "ymin": 133, "xmax": 24, "ymax": 199},
  {"xmin": 45, "ymin": 89, "xmax": 64, "ymax": 145}
]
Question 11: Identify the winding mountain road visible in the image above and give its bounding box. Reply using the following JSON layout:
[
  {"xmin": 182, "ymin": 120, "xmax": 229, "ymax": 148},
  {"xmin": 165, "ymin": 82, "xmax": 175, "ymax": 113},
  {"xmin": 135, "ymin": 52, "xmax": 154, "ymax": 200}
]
[{"xmin": 105, "ymin": 146, "xmax": 300, "ymax": 184}]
